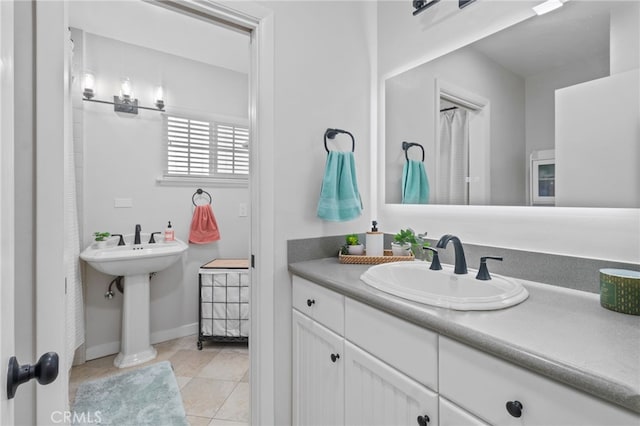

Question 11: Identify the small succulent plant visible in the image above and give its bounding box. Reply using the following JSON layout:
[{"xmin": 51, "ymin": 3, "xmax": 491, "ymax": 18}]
[{"xmin": 94, "ymin": 232, "xmax": 111, "ymax": 242}]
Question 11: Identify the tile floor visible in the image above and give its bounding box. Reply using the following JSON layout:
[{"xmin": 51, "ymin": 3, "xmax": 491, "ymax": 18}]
[{"xmin": 69, "ymin": 335, "xmax": 249, "ymax": 426}]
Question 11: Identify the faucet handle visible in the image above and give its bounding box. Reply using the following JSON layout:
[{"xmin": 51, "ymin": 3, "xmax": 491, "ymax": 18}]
[
  {"xmin": 149, "ymin": 232, "xmax": 162, "ymax": 244},
  {"xmin": 111, "ymin": 234, "xmax": 125, "ymax": 246},
  {"xmin": 423, "ymin": 247, "xmax": 442, "ymax": 270},
  {"xmin": 476, "ymin": 256, "xmax": 503, "ymax": 280}
]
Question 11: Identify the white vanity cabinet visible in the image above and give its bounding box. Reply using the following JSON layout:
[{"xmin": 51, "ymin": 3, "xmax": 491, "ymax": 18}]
[
  {"xmin": 292, "ymin": 276, "xmax": 439, "ymax": 426},
  {"xmin": 439, "ymin": 336, "xmax": 640, "ymax": 426},
  {"xmin": 291, "ymin": 275, "xmax": 640, "ymax": 425}
]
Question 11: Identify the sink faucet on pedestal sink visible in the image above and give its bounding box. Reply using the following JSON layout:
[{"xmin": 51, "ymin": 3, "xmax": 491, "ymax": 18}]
[{"xmin": 436, "ymin": 234, "xmax": 467, "ymax": 274}]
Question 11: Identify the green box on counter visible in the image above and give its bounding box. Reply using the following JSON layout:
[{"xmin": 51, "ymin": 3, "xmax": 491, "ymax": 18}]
[{"xmin": 600, "ymin": 269, "xmax": 640, "ymax": 316}]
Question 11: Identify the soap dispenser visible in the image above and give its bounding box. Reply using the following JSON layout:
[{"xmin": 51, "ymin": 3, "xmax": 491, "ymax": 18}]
[
  {"xmin": 365, "ymin": 220, "xmax": 384, "ymax": 256},
  {"xmin": 164, "ymin": 221, "xmax": 175, "ymax": 242}
]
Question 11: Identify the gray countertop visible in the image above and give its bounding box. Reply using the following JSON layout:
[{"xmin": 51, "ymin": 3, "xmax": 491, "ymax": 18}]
[{"xmin": 289, "ymin": 258, "xmax": 640, "ymax": 415}]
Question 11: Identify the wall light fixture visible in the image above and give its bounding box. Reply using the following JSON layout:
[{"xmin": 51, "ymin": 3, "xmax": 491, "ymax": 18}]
[
  {"xmin": 533, "ymin": 0, "xmax": 564, "ymax": 16},
  {"xmin": 82, "ymin": 72, "xmax": 165, "ymax": 114},
  {"xmin": 412, "ymin": 0, "xmax": 440, "ymax": 16}
]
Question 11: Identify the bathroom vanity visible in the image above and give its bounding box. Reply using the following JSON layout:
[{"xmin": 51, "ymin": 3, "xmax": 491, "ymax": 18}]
[{"xmin": 289, "ymin": 258, "xmax": 640, "ymax": 425}]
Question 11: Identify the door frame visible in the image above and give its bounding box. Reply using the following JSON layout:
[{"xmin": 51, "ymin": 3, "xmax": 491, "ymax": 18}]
[
  {"xmin": 152, "ymin": 3, "xmax": 275, "ymax": 423},
  {"xmin": 35, "ymin": 1, "xmax": 69, "ymax": 423},
  {"xmin": 435, "ymin": 78, "xmax": 491, "ymax": 205},
  {"xmin": 38, "ymin": 0, "xmax": 276, "ymax": 424},
  {"xmin": 0, "ymin": 0, "xmax": 15, "ymax": 423}
]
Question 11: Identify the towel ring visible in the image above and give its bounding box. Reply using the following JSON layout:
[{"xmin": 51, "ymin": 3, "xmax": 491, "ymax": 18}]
[
  {"xmin": 402, "ymin": 141, "xmax": 425, "ymax": 162},
  {"xmin": 192, "ymin": 188, "xmax": 212, "ymax": 206},
  {"xmin": 324, "ymin": 128, "xmax": 355, "ymax": 153}
]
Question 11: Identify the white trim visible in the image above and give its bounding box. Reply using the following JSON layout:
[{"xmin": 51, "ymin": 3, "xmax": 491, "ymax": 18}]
[
  {"xmin": 156, "ymin": 175, "xmax": 248, "ymax": 188},
  {"xmin": 0, "ymin": 0, "xmax": 15, "ymax": 423},
  {"xmin": 35, "ymin": 1, "xmax": 69, "ymax": 421},
  {"xmin": 150, "ymin": 322, "xmax": 199, "ymax": 345},
  {"xmin": 85, "ymin": 322, "xmax": 199, "ymax": 360},
  {"xmin": 85, "ymin": 341, "xmax": 120, "ymax": 362}
]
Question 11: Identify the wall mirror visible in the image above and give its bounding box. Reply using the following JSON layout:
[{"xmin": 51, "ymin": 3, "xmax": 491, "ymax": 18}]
[{"xmin": 384, "ymin": 0, "xmax": 639, "ymax": 208}]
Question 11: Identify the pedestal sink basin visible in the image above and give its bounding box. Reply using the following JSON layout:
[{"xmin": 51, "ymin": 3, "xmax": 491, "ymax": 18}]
[
  {"xmin": 360, "ymin": 261, "xmax": 528, "ymax": 311},
  {"xmin": 80, "ymin": 235, "xmax": 188, "ymax": 368}
]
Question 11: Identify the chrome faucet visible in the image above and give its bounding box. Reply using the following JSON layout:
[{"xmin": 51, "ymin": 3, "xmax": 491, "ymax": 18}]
[
  {"xmin": 134, "ymin": 224, "xmax": 142, "ymax": 245},
  {"xmin": 436, "ymin": 234, "xmax": 467, "ymax": 274}
]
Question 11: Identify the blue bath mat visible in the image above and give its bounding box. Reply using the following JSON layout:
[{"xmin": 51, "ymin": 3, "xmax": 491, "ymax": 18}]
[{"xmin": 72, "ymin": 361, "xmax": 188, "ymax": 425}]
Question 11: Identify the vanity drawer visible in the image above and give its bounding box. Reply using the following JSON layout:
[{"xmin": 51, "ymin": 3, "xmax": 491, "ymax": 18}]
[
  {"xmin": 439, "ymin": 336, "xmax": 640, "ymax": 425},
  {"xmin": 292, "ymin": 276, "xmax": 344, "ymax": 335},
  {"xmin": 440, "ymin": 397, "xmax": 489, "ymax": 426},
  {"xmin": 345, "ymin": 298, "xmax": 438, "ymax": 391}
]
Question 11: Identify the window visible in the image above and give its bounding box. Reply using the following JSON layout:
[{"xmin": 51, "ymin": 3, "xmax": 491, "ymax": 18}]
[{"xmin": 165, "ymin": 115, "xmax": 249, "ymax": 184}]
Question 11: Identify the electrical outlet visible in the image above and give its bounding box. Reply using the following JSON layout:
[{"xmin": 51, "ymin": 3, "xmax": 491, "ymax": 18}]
[{"xmin": 239, "ymin": 203, "xmax": 248, "ymax": 217}]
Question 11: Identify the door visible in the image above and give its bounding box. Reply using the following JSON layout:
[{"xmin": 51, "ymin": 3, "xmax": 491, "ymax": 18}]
[
  {"xmin": 344, "ymin": 341, "xmax": 438, "ymax": 426},
  {"xmin": 292, "ymin": 310, "xmax": 344, "ymax": 426},
  {"xmin": 0, "ymin": 0, "xmax": 16, "ymax": 423}
]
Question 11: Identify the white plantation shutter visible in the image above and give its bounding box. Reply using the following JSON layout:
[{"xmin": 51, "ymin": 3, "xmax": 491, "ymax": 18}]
[
  {"xmin": 166, "ymin": 115, "xmax": 249, "ymax": 181},
  {"xmin": 214, "ymin": 123, "xmax": 250, "ymax": 175}
]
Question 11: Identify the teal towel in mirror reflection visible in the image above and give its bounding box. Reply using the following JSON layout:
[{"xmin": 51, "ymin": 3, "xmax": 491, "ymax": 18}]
[
  {"xmin": 317, "ymin": 151, "xmax": 363, "ymax": 221},
  {"xmin": 402, "ymin": 159, "xmax": 430, "ymax": 204}
]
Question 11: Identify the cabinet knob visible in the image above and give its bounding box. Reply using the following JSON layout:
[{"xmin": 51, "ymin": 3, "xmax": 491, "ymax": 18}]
[
  {"xmin": 330, "ymin": 353, "xmax": 340, "ymax": 362},
  {"xmin": 416, "ymin": 414, "xmax": 430, "ymax": 426},
  {"xmin": 506, "ymin": 400, "xmax": 523, "ymax": 418},
  {"xmin": 306, "ymin": 299, "xmax": 315, "ymax": 307}
]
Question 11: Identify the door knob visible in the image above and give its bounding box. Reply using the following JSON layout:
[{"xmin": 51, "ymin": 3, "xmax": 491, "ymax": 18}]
[
  {"xmin": 506, "ymin": 400, "xmax": 523, "ymax": 418},
  {"xmin": 417, "ymin": 414, "xmax": 430, "ymax": 425},
  {"xmin": 330, "ymin": 353, "xmax": 340, "ymax": 362},
  {"xmin": 306, "ymin": 299, "xmax": 315, "ymax": 307},
  {"xmin": 7, "ymin": 352, "xmax": 59, "ymax": 399}
]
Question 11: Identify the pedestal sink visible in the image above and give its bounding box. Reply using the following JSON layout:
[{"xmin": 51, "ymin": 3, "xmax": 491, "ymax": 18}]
[
  {"xmin": 80, "ymin": 235, "xmax": 188, "ymax": 368},
  {"xmin": 360, "ymin": 261, "xmax": 528, "ymax": 310}
]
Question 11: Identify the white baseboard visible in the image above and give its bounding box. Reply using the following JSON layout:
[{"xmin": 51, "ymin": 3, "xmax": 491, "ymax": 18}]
[
  {"xmin": 85, "ymin": 322, "xmax": 199, "ymax": 361},
  {"xmin": 86, "ymin": 341, "xmax": 120, "ymax": 361},
  {"xmin": 151, "ymin": 322, "xmax": 198, "ymax": 345}
]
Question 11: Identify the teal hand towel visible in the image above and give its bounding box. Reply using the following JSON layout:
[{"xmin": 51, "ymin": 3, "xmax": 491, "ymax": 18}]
[
  {"xmin": 317, "ymin": 151, "xmax": 363, "ymax": 221},
  {"xmin": 402, "ymin": 159, "xmax": 430, "ymax": 204}
]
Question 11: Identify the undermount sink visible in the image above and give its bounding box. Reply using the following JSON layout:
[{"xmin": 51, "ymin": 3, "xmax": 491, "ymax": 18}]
[
  {"xmin": 80, "ymin": 236, "xmax": 188, "ymax": 276},
  {"xmin": 360, "ymin": 261, "xmax": 529, "ymax": 311}
]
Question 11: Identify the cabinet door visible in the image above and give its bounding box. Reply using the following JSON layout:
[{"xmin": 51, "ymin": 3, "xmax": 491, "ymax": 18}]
[
  {"xmin": 345, "ymin": 342, "xmax": 438, "ymax": 426},
  {"xmin": 292, "ymin": 310, "xmax": 344, "ymax": 426}
]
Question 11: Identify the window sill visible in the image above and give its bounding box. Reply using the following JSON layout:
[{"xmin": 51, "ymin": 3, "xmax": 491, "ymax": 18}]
[{"xmin": 156, "ymin": 175, "xmax": 248, "ymax": 188}]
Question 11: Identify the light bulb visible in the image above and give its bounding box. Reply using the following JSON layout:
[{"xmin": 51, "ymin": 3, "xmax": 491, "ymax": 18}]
[
  {"xmin": 155, "ymin": 86, "xmax": 165, "ymax": 110},
  {"xmin": 120, "ymin": 77, "xmax": 133, "ymax": 100},
  {"xmin": 83, "ymin": 72, "xmax": 95, "ymax": 99}
]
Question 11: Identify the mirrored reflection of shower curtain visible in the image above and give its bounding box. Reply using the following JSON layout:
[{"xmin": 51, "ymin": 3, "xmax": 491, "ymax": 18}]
[
  {"xmin": 65, "ymin": 32, "xmax": 84, "ymax": 369},
  {"xmin": 437, "ymin": 109, "xmax": 469, "ymax": 204}
]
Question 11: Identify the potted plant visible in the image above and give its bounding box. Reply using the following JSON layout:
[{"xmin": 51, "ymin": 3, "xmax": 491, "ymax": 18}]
[
  {"xmin": 342, "ymin": 233, "xmax": 365, "ymax": 255},
  {"xmin": 93, "ymin": 232, "xmax": 111, "ymax": 248},
  {"xmin": 392, "ymin": 229, "xmax": 416, "ymax": 256}
]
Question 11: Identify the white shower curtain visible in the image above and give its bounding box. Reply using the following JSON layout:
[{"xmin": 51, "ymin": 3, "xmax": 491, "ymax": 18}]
[
  {"xmin": 437, "ymin": 109, "xmax": 469, "ymax": 204},
  {"xmin": 65, "ymin": 32, "xmax": 85, "ymax": 369}
]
